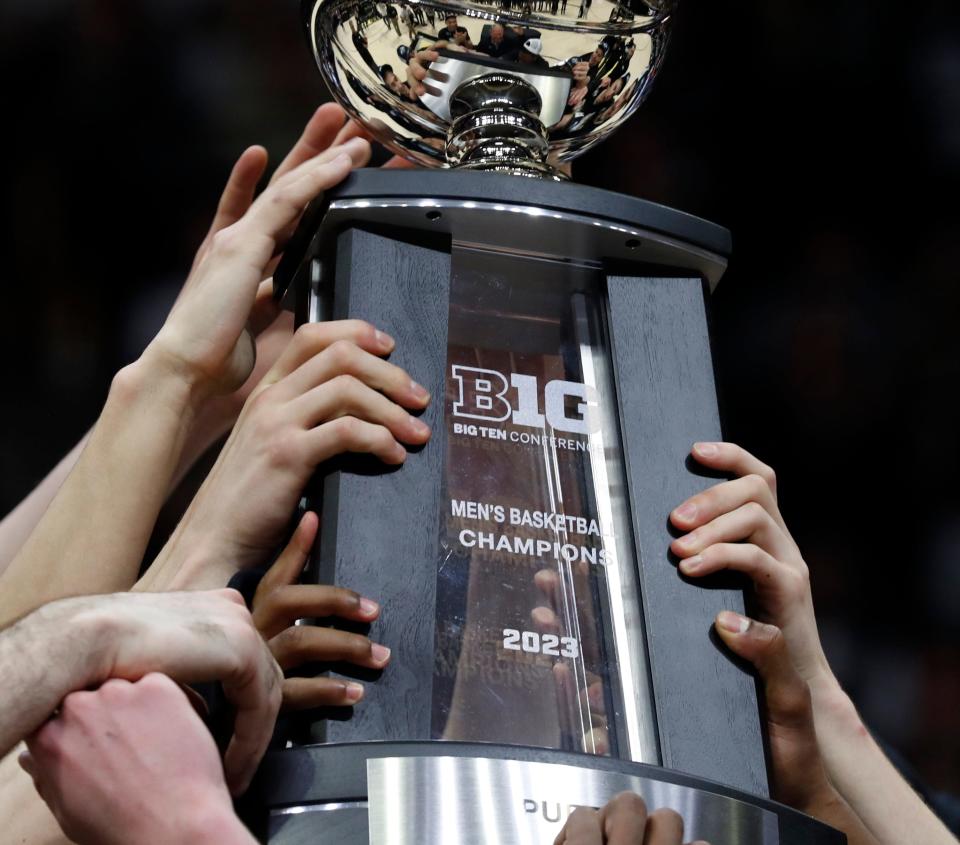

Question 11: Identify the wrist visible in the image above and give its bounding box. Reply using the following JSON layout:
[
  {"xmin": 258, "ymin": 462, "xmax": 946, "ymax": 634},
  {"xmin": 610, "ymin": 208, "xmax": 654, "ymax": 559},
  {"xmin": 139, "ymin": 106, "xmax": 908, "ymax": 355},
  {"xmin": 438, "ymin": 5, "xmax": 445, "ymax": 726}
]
[{"xmin": 131, "ymin": 341, "xmax": 215, "ymax": 413}]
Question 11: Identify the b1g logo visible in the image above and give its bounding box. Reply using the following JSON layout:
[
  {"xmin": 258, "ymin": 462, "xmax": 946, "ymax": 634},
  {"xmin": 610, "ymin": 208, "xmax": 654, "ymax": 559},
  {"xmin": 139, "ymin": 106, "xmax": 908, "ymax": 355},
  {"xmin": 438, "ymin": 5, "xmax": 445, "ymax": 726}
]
[{"xmin": 451, "ymin": 365, "xmax": 600, "ymax": 435}]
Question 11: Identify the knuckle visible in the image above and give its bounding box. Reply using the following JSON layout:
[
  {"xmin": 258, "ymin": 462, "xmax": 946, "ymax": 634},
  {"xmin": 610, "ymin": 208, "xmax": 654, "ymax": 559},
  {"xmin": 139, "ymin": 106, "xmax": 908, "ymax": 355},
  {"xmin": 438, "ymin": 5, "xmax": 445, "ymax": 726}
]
[
  {"xmin": 211, "ymin": 225, "xmax": 242, "ymax": 256},
  {"xmin": 274, "ymin": 624, "xmax": 306, "ymax": 657},
  {"xmin": 326, "ymin": 339, "xmax": 359, "ymax": 371},
  {"xmin": 744, "ymin": 501, "xmax": 768, "ymax": 524},
  {"xmin": 758, "ymin": 462, "xmax": 777, "ymax": 490},
  {"xmin": 218, "ymin": 588, "xmax": 248, "ymax": 609},
  {"xmin": 264, "ymin": 431, "xmax": 299, "ymax": 470}
]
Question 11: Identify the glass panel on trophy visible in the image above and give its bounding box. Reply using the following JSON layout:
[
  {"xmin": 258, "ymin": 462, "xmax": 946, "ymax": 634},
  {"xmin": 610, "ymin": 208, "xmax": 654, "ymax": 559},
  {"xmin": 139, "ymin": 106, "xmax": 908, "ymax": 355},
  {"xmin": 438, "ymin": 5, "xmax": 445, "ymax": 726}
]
[{"xmin": 432, "ymin": 248, "xmax": 653, "ymax": 760}]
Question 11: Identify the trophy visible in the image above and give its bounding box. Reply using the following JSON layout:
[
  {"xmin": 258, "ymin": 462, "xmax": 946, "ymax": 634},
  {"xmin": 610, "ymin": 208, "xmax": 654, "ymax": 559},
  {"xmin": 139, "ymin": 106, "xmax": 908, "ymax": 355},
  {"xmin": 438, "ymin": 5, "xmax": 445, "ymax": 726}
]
[{"xmin": 255, "ymin": 1, "xmax": 843, "ymax": 843}]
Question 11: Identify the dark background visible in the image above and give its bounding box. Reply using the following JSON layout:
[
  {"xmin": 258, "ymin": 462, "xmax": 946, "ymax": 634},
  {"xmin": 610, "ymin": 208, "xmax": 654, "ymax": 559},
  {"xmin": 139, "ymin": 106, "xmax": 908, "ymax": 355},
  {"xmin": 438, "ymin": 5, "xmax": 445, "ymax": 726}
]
[{"xmin": 1, "ymin": 0, "xmax": 958, "ymax": 798}]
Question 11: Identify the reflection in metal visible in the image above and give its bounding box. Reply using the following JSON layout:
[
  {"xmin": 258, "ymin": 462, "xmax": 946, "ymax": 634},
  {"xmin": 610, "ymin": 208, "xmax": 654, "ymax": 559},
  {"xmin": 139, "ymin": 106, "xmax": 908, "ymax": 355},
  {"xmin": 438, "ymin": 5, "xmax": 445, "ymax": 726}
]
[
  {"xmin": 366, "ymin": 756, "xmax": 779, "ymax": 845},
  {"xmin": 302, "ymin": 0, "xmax": 673, "ymax": 175},
  {"xmin": 271, "ymin": 801, "xmax": 370, "ymax": 816}
]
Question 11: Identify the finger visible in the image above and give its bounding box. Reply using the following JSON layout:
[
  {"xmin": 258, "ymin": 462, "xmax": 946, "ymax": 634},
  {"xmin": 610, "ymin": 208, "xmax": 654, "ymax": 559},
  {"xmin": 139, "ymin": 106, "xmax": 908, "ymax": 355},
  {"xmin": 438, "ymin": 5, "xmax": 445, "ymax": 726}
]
[
  {"xmin": 256, "ymin": 511, "xmax": 320, "ymax": 599},
  {"xmin": 238, "ymin": 142, "xmax": 362, "ymax": 255},
  {"xmin": 714, "ymin": 613, "xmax": 813, "ymax": 732},
  {"xmin": 535, "ymin": 568, "xmax": 561, "ymax": 610},
  {"xmin": 293, "ymin": 375, "xmax": 432, "ymax": 445},
  {"xmin": 248, "ymin": 279, "xmax": 281, "ymax": 337},
  {"xmin": 303, "ymin": 416, "xmax": 408, "ymax": 466},
  {"xmin": 689, "ymin": 442, "xmax": 777, "ymax": 497},
  {"xmin": 190, "ymin": 145, "xmax": 270, "ymax": 274},
  {"xmin": 282, "ymin": 340, "xmax": 430, "ymax": 409},
  {"xmin": 600, "ymin": 792, "xmax": 648, "ymax": 843},
  {"xmin": 671, "ymin": 502, "xmax": 793, "ymax": 561},
  {"xmin": 269, "ymin": 626, "xmax": 391, "ymax": 672},
  {"xmin": 270, "ymin": 103, "xmax": 347, "ymax": 185},
  {"xmin": 262, "ymin": 321, "xmax": 394, "ymax": 386},
  {"xmin": 642, "ymin": 808, "xmax": 684, "ymax": 845},
  {"xmin": 281, "ymin": 676, "xmax": 365, "ymax": 710},
  {"xmin": 332, "ymin": 119, "xmax": 371, "ymax": 147},
  {"xmin": 255, "ymin": 584, "xmax": 379, "ymax": 641},
  {"xmin": 670, "ymin": 474, "xmax": 784, "ymax": 534},
  {"xmin": 221, "ymin": 642, "xmax": 282, "ymax": 796},
  {"xmin": 560, "ymin": 807, "xmax": 603, "ymax": 844},
  {"xmin": 677, "ymin": 542, "xmax": 781, "ymax": 583},
  {"xmin": 17, "ymin": 750, "xmax": 38, "ymax": 779}
]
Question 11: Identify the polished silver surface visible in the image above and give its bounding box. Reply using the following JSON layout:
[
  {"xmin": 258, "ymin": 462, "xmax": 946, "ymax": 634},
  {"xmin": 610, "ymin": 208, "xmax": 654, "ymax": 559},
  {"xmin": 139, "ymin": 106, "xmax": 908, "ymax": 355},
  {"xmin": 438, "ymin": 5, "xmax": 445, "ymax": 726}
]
[
  {"xmin": 271, "ymin": 801, "xmax": 370, "ymax": 817},
  {"xmin": 366, "ymin": 756, "xmax": 779, "ymax": 844},
  {"xmin": 319, "ymin": 197, "xmax": 728, "ymax": 288},
  {"xmin": 303, "ymin": 0, "xmax": 673, "ymax": 174}
]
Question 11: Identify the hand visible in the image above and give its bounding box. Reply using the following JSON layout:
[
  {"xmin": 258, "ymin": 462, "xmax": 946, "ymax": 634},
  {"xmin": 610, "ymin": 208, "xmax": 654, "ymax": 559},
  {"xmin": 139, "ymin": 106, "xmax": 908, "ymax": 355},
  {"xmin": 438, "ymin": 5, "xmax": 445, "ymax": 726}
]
[
  {"xmin": 556, "ymin": 792, "xmax": 707, "ymax": 844},
  {"xmin": 156, "ymin": 321, "xmax": 431, "ymax": 584},
  {"xmin": 253, "ymin": 512, "xmax": 391, "ymax": 709},
  {"xmin": 147, "ymin": 131, "xmax": 371, "ymax": 399},
  {"xmin": 407, "ymin": 48, "xmax": 444, "ymax": 97},
  {"xmin": 20, "ymin": 674, "xmax": 256, "ymax": 845},
  {"xmin": 714, "ymin": 613, "xmax": 880, "ymax": 845},
  {"xmin": 669, "ymin": 443, "xmax": 831, "ymax": 687}
]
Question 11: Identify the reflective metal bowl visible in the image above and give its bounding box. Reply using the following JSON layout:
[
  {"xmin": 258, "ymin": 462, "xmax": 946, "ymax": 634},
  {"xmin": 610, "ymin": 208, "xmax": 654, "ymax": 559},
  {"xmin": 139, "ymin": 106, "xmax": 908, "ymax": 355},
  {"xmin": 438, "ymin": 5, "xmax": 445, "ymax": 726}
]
[{"xmin": 302, "ymin": 0, "xmax": 675, "ymax": 176}]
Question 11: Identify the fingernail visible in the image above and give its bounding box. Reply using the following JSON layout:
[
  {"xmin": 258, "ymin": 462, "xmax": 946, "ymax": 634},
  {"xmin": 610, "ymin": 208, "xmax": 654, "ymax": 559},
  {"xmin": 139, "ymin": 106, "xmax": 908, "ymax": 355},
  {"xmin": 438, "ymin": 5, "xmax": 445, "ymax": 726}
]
[
  {"xmin": 359, "ymin": 597, "xmax": 379, "ymax": 616},
  {"xmin": 345, "ymin": 682, "xmax": 364, "ymax": 703},
  {"xmin": 675, "ymin": 531, "xmax": 697, "ymax": 549},
  {"xmin": 679, "ymin": 555, "xmax": 702, "ymax": 574},
  {"xmin": 694, "ymin": 442, "xmax": 719, "ymax": 457},
  {"xmin": 371, "ymin": 643, "xmax": 391, "ymax": 665},
  {"xmin": 718, "ymin": 611, "xmax": 750, "ymax": 634},
  {"xmin": 674, "ymin": 502, "xmax": 697, "ymax": 521},
  {"xmin": 410, "ymin": 380, "xmax": 430, "ymax": 401},
  {"xmin": 375, "ymin": 329, "xmax": 394, "ymax": 350},
  {"xmin": 332, "ymin": 152, "xmax": 352, "ymax": 168},
  {"xmin": 409, "ymin": 416, "xmax": 431, "ymax": 437}
]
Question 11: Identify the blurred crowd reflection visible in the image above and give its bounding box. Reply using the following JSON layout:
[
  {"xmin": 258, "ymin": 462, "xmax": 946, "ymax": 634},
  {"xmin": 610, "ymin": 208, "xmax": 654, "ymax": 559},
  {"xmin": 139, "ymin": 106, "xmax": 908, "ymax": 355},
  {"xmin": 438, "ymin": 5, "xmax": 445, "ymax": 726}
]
[{"xmin": 1, "ymin": 0, "xmax": 958, "ymax": 805}]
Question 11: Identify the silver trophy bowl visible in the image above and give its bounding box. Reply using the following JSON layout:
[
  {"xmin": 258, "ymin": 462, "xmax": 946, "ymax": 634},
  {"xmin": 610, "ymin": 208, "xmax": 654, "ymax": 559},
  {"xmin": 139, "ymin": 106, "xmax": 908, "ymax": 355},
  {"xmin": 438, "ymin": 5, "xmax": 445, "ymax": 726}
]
[{"xmin": 302, "ymin": 0, "xmax": 675, "ymax": 177}]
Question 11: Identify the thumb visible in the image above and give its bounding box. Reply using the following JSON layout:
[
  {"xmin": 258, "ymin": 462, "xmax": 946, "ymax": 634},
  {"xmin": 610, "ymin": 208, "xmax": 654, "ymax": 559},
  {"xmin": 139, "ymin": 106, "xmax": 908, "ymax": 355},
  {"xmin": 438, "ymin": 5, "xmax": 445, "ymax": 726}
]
[{"xmin": 259, "ymin": 511, "xmax": 319, "ymax": 593}]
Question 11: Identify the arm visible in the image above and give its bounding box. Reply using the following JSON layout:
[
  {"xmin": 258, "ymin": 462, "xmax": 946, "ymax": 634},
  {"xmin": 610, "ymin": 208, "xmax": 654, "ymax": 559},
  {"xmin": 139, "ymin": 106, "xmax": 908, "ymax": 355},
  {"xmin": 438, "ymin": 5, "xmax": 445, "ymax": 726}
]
[
  {"xmin": 0, "ymin": 133, "xmax": 371, "ymax": 628},
  {"xmin": 0, "ymin": 103, "xmax": 367, "ymax": 594},
  {"xmin": 714, "ymin": 613, "xmax": 879, "ymax": 844},
  {"xmin": 670, "ymin": 442, "xmax": 959, "ymax": 845},
  {"xmin": 0, "ymin": 589, "xmax": 281, "ymax": 794},
  {"xmin": 21, "ymin": 674, "xmax": 257, "ymax": 845}
]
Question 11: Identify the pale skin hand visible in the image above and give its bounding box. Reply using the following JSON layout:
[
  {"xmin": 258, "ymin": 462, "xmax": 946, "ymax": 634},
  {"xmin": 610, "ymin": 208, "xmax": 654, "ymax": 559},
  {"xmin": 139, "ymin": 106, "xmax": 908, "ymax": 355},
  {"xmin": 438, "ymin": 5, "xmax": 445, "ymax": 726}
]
[
  {"xmin": 555, "ymin": 791, "xmax": 708, "ymax": 845},
  {"xmin": 713, "ymin": 612, "xmax": 879, "ymax": 845},
  {"xmin": 252, "ymin": 512, "xmax": 391, "ymax": 709},
  {"xmin": 0, "ymin": 133, "xmax": 371, "ymax": 628},
  {"xmin": 20, "ymin": 674, "xmax": 257, "ymax": 845},
  {"xmin": 0, "ymin": 590, "xmax": 281, "ymax": 796},
  {"xmin": 140, "ymin": 321, "xmax": 431, "ymax": 591},
  {"xmin": 671, "ymin": 443, "xmax": 959, "ymax": 845},
  {"xmin": 0, "ymin": 104, "xmax": 368, "ymax": 582}
]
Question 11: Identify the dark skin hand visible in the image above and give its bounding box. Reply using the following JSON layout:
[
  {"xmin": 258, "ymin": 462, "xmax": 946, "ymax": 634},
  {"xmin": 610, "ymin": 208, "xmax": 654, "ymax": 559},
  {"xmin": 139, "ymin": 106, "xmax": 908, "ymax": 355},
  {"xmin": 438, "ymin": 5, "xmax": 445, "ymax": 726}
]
[{"xmin": 252, "ymin": 512, "xmax": 390, "ymax": 710}]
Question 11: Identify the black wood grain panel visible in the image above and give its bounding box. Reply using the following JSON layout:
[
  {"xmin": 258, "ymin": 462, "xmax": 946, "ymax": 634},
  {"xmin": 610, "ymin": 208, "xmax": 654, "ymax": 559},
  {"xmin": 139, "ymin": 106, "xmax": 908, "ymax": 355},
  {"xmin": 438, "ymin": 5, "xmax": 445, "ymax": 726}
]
[
  {"xmin": 606, "ymin": 275, "xmax": 768, "ymax": 796},
  {"xmin": 315, "ymin": 227, "xmax": 450, "ymax": 743}
]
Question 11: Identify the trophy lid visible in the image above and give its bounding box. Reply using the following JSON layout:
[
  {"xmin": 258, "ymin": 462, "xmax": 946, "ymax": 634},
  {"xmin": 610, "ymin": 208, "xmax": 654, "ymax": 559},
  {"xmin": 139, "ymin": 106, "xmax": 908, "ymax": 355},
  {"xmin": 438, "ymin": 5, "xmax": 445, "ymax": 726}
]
[{"xmin": 302, "ymin": 0, "xmax": 675, "ymax": 177}]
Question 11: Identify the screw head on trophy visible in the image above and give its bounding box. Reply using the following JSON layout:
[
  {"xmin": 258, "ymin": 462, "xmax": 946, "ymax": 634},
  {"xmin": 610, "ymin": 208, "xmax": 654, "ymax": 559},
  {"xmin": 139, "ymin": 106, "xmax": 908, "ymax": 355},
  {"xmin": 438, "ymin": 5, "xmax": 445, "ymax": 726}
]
[{"xmin": 303, "ymin": 0, "xmax": 677, "ymax": 178}]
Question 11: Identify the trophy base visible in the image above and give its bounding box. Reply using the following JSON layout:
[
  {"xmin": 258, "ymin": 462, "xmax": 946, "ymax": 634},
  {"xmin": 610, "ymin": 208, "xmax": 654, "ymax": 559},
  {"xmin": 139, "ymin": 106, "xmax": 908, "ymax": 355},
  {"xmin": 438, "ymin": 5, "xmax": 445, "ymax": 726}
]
[{"xmin": 251, "ymin": 741, "xmax": 844, "ymax": 845}]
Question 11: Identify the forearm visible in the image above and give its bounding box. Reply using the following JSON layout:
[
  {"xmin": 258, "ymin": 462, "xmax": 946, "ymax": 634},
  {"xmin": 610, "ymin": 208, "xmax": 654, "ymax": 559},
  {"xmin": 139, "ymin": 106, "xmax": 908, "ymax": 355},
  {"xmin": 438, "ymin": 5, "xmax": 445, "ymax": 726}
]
[
  {"xmin": 0, "ymin": 349, "xmax": 203, "ymax": 626},
  {"xmin": 0, "ymin": 600, "xmax": 103, "ymax": 758},
  {"xmin": 810, "ymin": 677, "xmax": 958, "ymax": 845},
  {"xmin": 0, "ymin": 435, "xmax": 89, "ymax": 578}
]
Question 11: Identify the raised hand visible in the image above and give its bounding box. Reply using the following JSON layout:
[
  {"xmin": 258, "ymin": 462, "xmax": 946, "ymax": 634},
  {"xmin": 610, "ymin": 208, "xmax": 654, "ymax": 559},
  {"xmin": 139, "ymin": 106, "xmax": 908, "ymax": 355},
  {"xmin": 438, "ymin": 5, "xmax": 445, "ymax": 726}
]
[
  {"xmin": 669, "ymin": 442, "xmax": 831, "ymax": 687},
  {"xmin": 142, "ymin": 320, "xmax": 431, "ymax": 589}
]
